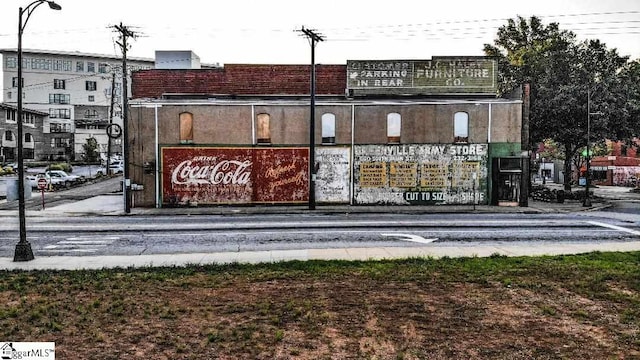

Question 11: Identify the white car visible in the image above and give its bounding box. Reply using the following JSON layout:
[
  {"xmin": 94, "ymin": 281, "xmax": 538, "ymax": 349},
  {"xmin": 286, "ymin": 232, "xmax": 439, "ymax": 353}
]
[
  {"xmin": 45, "ymin": 170, "xmax": 82, "ymax": 187},
  {"xmin": 28, "ymin": 173, "xmax": 64, "ymax": 189},
  {"xmin": 97, "ymin": 161, "xmax": 124, "ymax": 176}
]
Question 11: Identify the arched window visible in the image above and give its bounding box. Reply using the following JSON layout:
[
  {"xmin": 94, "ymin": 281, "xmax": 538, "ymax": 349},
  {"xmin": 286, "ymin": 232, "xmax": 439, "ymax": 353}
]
[
  {"xmin": 321, "ymin": 113, "xmax": 336, "ymax": 144},
  {"xmin": 256, "ymin": 113, "xmax": 271, "ymax": 144},
  {"xmin": 179, "ymin": 112, "xmax": 194, "ymax": 144},
  {"xmin": 454, "ymin": 112, "xmax": 469, "ymax": 143},
  {"xmin": 387, "ymin": 112, "xmax": 401, "ymax": 143}
]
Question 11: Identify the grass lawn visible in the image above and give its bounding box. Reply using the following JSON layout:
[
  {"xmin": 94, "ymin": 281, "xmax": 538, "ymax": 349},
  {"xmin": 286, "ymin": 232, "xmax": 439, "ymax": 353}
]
[{"xmin": 1, "ymin": 251, "xmax": 639, "ymax": 359}]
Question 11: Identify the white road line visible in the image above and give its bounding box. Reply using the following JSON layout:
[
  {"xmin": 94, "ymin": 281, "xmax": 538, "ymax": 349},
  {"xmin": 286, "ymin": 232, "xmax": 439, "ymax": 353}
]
[
  {"xmin": 587, "ymin": 221, "xmax": 640, "ymax": 236},
  {"xmin": 41, "ymin": 249, "xmax": 99, "ymax": 253},
  {"xmin": 381, "ymin": 233, "xmax": 438, "ymax": 244},
  {"xmin": 44, "ymin": 244, "xmax": 108, "ymax": 249},
  {"xmin": 58, "ymin": 240, "xmax": 113, "ymax": 245}
]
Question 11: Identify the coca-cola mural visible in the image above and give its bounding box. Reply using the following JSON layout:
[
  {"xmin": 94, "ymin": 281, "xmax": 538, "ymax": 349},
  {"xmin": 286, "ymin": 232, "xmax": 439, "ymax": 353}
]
[{"xmin": 162, "ymin": 147, "xmax": 309, "ymax": 206}]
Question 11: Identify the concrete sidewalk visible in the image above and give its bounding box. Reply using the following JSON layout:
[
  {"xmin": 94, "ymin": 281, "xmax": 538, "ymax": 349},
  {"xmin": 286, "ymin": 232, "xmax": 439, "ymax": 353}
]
[{"xmin": 3, "ymin": 240, "xmax": 640, "ymax": 271}]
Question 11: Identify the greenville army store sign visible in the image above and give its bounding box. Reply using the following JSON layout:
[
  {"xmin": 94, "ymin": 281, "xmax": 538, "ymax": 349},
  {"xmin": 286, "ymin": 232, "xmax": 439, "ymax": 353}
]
[{"xmin": 347, "ymin": 57, "xmax": 497, "ymax": 95}]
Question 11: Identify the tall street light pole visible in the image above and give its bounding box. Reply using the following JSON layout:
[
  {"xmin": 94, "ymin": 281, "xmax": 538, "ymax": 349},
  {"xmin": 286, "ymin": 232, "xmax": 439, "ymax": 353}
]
[
  {"xmin": 583, "ymin": 88, "xmax": 592, "ymax": 207},
  {"xmin": 13, "ymin": 0, "xmax": 62, "ymax": 262}
]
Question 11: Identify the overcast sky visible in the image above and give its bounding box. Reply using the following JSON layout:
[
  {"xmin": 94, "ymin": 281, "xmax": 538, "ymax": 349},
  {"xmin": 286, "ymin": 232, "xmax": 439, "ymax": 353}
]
[{"xmin": 0, "ymin": 0, "xmax": 638, "ymax": 65}]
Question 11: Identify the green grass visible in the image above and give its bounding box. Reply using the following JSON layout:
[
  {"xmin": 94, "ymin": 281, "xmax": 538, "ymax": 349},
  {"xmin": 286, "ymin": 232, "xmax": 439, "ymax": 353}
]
[{"xmin": 0, "ymin": 251, "xmax": 639, "ymax": 359}]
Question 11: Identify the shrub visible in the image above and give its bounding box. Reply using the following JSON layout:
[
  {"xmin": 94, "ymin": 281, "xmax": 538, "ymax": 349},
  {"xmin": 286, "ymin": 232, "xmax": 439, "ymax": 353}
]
[{"xmin": 47, "ymin": 163, "xmax": 73, "ymax": 173}]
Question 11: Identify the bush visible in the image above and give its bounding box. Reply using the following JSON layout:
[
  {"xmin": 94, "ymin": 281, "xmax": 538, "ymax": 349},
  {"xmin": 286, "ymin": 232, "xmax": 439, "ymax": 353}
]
[{"xmin": 47, "ymin": 162, "xmax": 73, "ymax": 173}]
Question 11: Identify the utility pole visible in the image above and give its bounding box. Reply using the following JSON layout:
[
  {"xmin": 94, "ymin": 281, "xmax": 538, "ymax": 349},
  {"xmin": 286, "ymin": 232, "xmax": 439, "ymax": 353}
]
[
  {"xmin": 112, "ymin": 22, "xmax": 137, "ymax": 214},
  {"xmin": 106, "ymin": 70, "xmax": 116, "ymax": 175},
  {"xmin": 299, "ymin": 26, "xmax": 324, "ymax": 210}
]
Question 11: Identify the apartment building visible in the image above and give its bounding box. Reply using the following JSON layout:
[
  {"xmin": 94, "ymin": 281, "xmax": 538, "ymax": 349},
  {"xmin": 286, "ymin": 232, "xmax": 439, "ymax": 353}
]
[
  {"xmin": 0, "ymin": 103, "xmax": 47, "ymax": 163},
  {"xmin": 0, "ymin": 48, "xmax": 154, "ymax": 161}
]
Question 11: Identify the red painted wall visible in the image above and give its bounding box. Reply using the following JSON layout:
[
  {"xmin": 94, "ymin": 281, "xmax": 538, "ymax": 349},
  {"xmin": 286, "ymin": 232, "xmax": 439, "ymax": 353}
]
[{"xmin": 161, "ymin": 147, "xmax": 309, "ymax": 206}]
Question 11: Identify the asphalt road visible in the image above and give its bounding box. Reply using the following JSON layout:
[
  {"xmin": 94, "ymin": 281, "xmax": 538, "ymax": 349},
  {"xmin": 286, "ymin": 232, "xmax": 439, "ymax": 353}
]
[
  {"xmin": 0, "ymin": 211, "xmax": 638, "ymax": 257},
  {"xmin": 1, "ymin": 176, "xmax": 639, "ymax": 257}
]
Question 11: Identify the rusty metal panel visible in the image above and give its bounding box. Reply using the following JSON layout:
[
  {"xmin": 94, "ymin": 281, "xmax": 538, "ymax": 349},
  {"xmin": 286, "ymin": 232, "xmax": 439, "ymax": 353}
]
[
  {"xmin": 353, "ymin": 144, "xmax": 488, "ymax": 205},
  {"xmin": 315, "ymin": 146, "xmax": 351, "ymax": 203},
  {"xmin": 347, "ymin": 57, "xmax": 497, "ymax": 95},
  {"xmin": 161, "ymin": 147, "xmax": 309, "ymax": 206}
]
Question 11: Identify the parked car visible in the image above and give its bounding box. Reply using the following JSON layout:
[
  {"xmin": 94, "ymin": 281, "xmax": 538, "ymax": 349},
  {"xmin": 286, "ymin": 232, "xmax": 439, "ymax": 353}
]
[
  {"xmin": 45, "ymin": 170, "xmax": 82, "ymax": 189},
  {"xmin": 28, "ymin": 173, "xmax": 63, "ymax": 189},
  {"xmin": 97, "ymin": 161, "xmax": 124, "ymax": 176}
]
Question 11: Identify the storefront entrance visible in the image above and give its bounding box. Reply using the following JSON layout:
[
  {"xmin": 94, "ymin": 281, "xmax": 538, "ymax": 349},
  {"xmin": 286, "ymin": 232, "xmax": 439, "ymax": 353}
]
[{"xmin": 492, "ymin": 157, "xmax": 523, "ymax": 206}]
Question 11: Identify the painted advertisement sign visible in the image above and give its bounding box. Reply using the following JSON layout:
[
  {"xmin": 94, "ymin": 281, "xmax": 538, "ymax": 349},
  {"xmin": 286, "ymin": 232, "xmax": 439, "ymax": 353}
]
[
  {"xmin": 353, "ymin": 144, "xmax": 488, "ymax": 205},
  {"xmin": 161, "ymin": 147, "xmax": 309, "ymax": 206},
  {"xmin": 315, "ymin": 146, "xmax": 351, "ymax": 203},
  {"xmin": 347, "ymin": 57, "xmax": 497, "ymax": 95}
]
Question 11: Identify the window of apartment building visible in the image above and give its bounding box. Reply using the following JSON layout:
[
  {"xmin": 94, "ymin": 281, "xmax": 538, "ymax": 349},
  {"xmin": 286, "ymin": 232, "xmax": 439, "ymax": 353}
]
[
  {"xmin": 179, "ymin": 112, "xmax": 194, "ymax": 144},
  {"xmin": 49, "ymin": 108, "xmax": 71, "ymax": 119},
  {"xmin": 23, "ymin": 148, "xmax": 34, "ymax": 160},
  {"xmin": 86, "ymin": 81, "xmax": 97, "ymax": 91},
  {"xmin": 256, "ymin": 113, "xmax": 271, "ymax": 144},
  {"xmin": 6, "ymin": 109, "xmax": 16, "ymax": 122},
  {"xmin": 88, "ymin": 95, "xmax": 95, "ymax": 102},
  {"xmin": 87, "ymin": 62, "xmax": 95, "ymax": 73},
  {"xmin": 51, "ymin": 137, "xmax": 71, "ymax": 148},
  {"xmin": 50, "ymin": 122, "xmax": 71, "ymax": 133},
  {"xmin": 49, "ymin": 94, "xmax": 70, "ymax": 104},
  {"xmin": 98, "ymin": 63, "xmax": 108, "ymax": 73},
  {"xmin": 321, "ymin": 113, "xmax": 336, "ymax": 144},
  {"xmin": 12, "ymin": 77, "xmax": 23, "ymax": 87},
  {"xmin": 24, "ymin": 133, "xmax": 33, "ymax": 143},
  {"xmin": 22, "ymin": 113, "xmax": 34, "ymax": 126},
  {"xmin": 454, "ymin": 112, "xmax": 469, "ymax": 143},
  {"xmin": 5, "ymin": 56, "xmax": 17, "ymax": 68},
  {"xmin": 4, "ymin": 130, "xmax": 13, "ymax": 141},
  {"xmin": 53, "ymin": 59, "xmax": 63, "ymax": 71},
  {"xmin": 63, "ymin": 60, "xmax": 72, "ymax": 71},
  {"xmin": 387, "ymin": 112, "xmax": 401, "ymax": 143},
  {"xmin": 76, "ymin": 61, "xmax": 84, "ymax": 72},
  {"xmin": 54, "ymin": 79, "xmax": 66, "ymax": 89}
]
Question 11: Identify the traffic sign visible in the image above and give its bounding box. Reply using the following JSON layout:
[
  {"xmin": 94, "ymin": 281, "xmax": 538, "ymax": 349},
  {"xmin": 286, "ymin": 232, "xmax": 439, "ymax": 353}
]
[
  {"xmin": 106, "ymin": 123, "xmax": 122, "ymax": 139},
  {"xmin": 37, "ymin": 178, "xmax": 48, "ymax": 190}
]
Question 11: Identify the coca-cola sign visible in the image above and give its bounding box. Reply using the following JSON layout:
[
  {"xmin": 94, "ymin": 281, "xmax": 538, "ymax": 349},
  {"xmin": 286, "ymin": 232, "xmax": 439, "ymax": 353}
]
[
  {"xmin": 161, "ymin": 147, "xmax": 309, "ymax": 206},
  {"xmin": 171, "ymin": 159, "xmax": 252, "ymax": 185}
]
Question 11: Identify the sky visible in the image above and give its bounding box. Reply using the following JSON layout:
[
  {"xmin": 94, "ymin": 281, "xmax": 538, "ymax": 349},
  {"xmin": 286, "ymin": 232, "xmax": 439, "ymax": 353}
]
[{"xmin": 0, "ymin": 0, "xmax": 639, "ymax": 65}]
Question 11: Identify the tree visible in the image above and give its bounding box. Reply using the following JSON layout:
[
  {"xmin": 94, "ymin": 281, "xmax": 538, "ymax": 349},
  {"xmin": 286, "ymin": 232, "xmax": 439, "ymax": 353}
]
[
  {"xmin": 82, "ymin": 137, "xmax": 100, "ymax": 164},
  {"xmin": 485, "ymin": 16, "xmax": 633, "ymax": 190}
]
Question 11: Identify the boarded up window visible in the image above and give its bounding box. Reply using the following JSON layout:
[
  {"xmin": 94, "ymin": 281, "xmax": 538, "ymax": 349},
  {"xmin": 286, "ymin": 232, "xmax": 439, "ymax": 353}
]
[
  {"xmin": 387, "ymin": 113, "xmax": 401, "ymax": 143},
  {"xmin": 179, "ymin": 112, "xmax": 193, "ymax": 144},
  {"xmin": 257, "ymin": 113, "xmax": 271, "ymax": 144},
  {"xmin": 454, "ymin": 112, "xmax": 469, "ymax": 143},
  {"xmin": 321, "ymin": 113, "xmax": 336, "ymax": 144}
]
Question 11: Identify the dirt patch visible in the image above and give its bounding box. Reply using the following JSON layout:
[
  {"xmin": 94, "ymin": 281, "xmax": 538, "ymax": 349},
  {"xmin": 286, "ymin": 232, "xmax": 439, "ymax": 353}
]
[{"xmin": 0, "ymin": 257, "xmax": 639, "ymax": 359}]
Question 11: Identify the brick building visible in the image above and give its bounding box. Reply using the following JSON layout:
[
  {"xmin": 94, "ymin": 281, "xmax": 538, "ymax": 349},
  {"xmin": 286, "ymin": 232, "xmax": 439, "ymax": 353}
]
[{"xmin": 128, "ymin": 58, "xmax": 525, "ymax": 208}]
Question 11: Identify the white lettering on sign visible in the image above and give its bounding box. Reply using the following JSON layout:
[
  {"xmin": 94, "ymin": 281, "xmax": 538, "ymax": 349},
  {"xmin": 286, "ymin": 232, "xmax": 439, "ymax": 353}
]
[{"xmin": 171, "ymin": 159, "xmax": 252, "ymax": 185}]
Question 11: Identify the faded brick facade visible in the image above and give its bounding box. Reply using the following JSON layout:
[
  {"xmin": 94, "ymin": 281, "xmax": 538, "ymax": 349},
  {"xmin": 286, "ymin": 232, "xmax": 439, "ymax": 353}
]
[{"xmin": 128, "ymin": 64, "xmax": 523, "ymax": 208}]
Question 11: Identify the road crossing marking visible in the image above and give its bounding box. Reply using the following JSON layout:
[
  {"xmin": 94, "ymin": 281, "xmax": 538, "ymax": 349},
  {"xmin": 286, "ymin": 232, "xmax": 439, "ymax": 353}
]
[
  {"xmin": 42, "ymin": 236, "xmax": 119, "ymax": 253},
  {"xmin": 381, "ymin": 233, "xmax": 438, "ymax": 244},
  {"xmin": 587, "ymin": 221, "xmax": 640, "ymax": 236}
]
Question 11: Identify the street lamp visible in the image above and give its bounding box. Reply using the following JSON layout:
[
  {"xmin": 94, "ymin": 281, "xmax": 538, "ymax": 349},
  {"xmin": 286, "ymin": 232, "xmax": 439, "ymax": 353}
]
[
  {"xmin": 13, "ymin": 0, "xmax": 62, "ymax": 262},
  {"xmin": 582, "ymin": 87, "xmax": 603, "ymax": 207}
]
